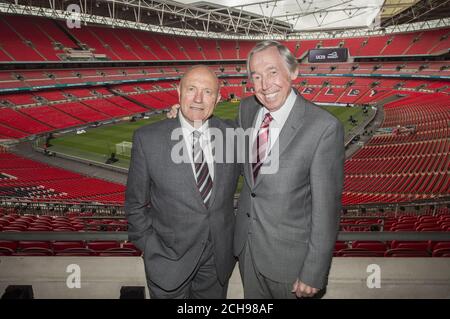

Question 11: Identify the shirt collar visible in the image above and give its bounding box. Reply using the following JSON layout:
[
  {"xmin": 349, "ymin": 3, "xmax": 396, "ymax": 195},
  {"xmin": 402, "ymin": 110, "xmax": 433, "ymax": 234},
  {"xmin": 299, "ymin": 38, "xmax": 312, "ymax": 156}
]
[
  {"xmin": 263, "ymin": 89, "xmax": 296, "ymax": 124},
  {"xmin": 179, "ymin": 111, "xmax": 209, "ymax": 135}
]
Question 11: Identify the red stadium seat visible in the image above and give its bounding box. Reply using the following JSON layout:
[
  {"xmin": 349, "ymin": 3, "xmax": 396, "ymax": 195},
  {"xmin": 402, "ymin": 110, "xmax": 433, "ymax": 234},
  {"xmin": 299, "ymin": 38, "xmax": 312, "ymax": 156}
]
[
  {"xmin": 390, "ymin": 240, "xmax": 431, "ymax": 251},
  {"xmin": 18, "ymin": 241, "xmax": 51, "ymax": 250},
  {"xmin": 432, "ymin": 249, "xmax": 450, "ymax": 257},
  {"xmin": 54, "ymin": 248, "xmax": 98, "ymax": 256},
  {"xmin": 384, "ymin": 248, "xmax": 430, "ymax": 257},
  {"xmin": 27, "ymin": 226, "xmax": 53, "ymax": 231},
  {"xmin": 337, "ymin": 248, "xmax": 385, "ymax": 257},
  {"xmin": 430, "ymin": 242, "xmax": 450, "ymax": 251},
  {"xmin": 334, "ymin": 241, "xmax": 348, "ymax": 251},
  {"xmin": 122, "ymin": 242, "xmax": 138, "ymax": 250},
  {"xmin": 52, "ymin": 241, "xmax": 86, "ymax": 252},
  {"xmin": 13, "ymin": 248, "xmax": 54, "ymax": 256},
  {"xmin": 98, "ymin": 248, "xmax": 142, "ymax": 257},
  {"xmin": 0, "ymin": 241, "xmax": 18, "ymax": 250},
  {"xmin": 351, "ymin": 241, "xmax": 387, "ymax": 252},
  {"xmin": 0, "ymin": 247, "xmax": 14, "ymax": 256},
  {"xmin": 87, "ymin": 241, "xmax": 121, "ymax": 251}
]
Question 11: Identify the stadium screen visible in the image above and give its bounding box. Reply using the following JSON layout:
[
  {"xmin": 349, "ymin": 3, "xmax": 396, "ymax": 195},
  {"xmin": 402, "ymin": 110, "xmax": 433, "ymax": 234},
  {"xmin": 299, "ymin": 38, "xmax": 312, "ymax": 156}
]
[{"xmin": 308, "ymin": 48, "xmax": 348, "ymax": 63}]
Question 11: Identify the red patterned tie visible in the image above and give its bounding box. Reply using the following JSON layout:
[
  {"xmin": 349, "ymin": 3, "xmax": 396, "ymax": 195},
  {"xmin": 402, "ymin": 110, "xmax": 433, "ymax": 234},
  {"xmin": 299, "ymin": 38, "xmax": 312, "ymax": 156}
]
[{"xmin": 252, "ymin": 113, "xmax": 273, "ymax": 181}]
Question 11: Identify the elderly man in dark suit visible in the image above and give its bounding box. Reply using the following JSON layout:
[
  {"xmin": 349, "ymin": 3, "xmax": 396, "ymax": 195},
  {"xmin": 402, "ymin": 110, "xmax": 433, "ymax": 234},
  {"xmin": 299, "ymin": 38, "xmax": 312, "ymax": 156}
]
[{"xmin": 126, "ymin": 65, "xmax": 240, "ymax": 299}]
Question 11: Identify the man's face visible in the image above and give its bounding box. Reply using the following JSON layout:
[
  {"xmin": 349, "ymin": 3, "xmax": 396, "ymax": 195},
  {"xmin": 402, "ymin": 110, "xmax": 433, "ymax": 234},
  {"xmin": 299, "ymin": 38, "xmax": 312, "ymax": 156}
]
[
  {"xmin": 177, "ymin": 67, "xmax": 220, "ymax": 126},
  {"xmin": 249, "ymin": 46, "xmax": 298, "ymax": 112}
]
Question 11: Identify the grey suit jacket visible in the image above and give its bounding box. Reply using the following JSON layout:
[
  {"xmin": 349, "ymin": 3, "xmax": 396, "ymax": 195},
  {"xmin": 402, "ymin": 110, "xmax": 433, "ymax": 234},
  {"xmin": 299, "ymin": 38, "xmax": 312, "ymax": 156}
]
[
  {"xmin": 233, "ymin": 93, "xmax": 344, "ymax": 289},
  {"xmin": 125, "ymin": 116, "xmax": 240, "ymax": 291}
]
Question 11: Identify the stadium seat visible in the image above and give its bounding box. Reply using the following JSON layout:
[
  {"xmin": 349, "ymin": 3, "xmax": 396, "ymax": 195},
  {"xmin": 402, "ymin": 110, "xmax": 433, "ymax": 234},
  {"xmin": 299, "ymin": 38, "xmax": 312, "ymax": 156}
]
[
  {"xmin": 351, "ymin": 241, "xmax": 387, "ymax": 251},
  {"xmin": 0, "ymin": 241, "xmax": 18, "ymax": 250},
  {"xmin": 87, "ymin": 241, "xmax": 121, "ymax": 251},
  {"xmin": 384, "ymin": 248, "xmax": 430, "ymax": 257},
  {"xmin": 54, "ymin": 248, "xmax": 98, "ymax": 256},
  {"xmin": 430, "ymin": 242, "xmax": 450, "ymax": 251},
  {"xmin": 390, "ymin": 240, "xmax": 431, "ymax": 251},
  {"xmin": 18, "ymin": 241, "xmax": 51, "ymax": 250},
  {"xmin": 0, "ymin": 247, "xmax": 14, "ymax": 256},
  {"xmin": 98, "ymin": 248, "xmax": 142, "ymax": 257},
  {"xmin": 432, "ymin": 249, "xmax": 450, "ymax": 257},
  {"xmin": 13, "ymin": 248, "xmax": 54, "ymax": 256},
  {"xmin": 337, "ymin": 248, "xmax": 385, "ymax": 257},
  {"xmin": 52, "ymin": 241, "xmax": 86, "ymax": 252}
]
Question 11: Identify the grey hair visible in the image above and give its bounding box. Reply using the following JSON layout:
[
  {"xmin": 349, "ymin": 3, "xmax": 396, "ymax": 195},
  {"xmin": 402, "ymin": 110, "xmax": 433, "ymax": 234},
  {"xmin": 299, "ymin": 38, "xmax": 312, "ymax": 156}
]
[{"xmin": 246, "ymin": 40, "xmax": 298, "ymax": 79}]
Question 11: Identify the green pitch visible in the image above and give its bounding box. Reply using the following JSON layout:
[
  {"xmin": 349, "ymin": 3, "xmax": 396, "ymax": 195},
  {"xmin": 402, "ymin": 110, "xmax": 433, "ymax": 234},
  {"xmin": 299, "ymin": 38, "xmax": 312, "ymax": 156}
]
[{"xmin": 48, "ymin": 101, "xmax": 368, "ymax": 170}]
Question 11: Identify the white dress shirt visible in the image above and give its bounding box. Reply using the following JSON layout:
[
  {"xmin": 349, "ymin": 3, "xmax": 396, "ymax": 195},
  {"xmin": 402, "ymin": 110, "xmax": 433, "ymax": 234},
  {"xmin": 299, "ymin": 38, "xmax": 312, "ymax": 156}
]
[
  {"xmin": 252, "ymin": 89, "xmax": 297, "ymax": 153},
  {"xmin": 179, "ymin": 112, "xmax": 215, "ymax": 180}
]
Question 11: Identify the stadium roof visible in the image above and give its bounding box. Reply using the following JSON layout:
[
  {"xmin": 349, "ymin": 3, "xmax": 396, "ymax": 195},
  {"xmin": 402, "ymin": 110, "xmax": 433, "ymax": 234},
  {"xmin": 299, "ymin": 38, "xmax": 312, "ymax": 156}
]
[
  {"xmin": 0, "ymin": 0, "xmax": 449, "ymax": 38},
  {"xmin": 176, "ymin": 0, "xmax": 385, "ymax": 31}
]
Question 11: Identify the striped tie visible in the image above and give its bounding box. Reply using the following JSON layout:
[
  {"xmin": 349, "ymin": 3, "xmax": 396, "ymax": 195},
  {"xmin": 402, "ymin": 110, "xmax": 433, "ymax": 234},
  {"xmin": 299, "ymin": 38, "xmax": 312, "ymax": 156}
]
[
  {"xmin": 193, "ymin": 130, "xmax": 213, "ymax": 207},
  {"xmin": 252, "ymin": 113, "xmax": 273, "ymax": 181}
]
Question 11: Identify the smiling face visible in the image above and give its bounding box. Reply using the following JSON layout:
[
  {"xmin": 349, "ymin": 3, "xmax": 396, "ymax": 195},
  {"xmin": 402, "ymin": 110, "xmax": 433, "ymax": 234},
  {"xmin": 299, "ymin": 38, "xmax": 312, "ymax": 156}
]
[
  {"xmin": 249, "ymin": 46, "xmax": 298, "ymax": 112},
  {"xmin": 177, "ymin": 66, "xmax": 220, "ymax": 127}
]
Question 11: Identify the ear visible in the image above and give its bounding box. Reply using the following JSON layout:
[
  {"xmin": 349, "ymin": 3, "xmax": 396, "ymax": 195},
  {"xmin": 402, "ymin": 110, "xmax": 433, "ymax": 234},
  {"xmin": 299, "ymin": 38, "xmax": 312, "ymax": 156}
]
[
  {"xmin": 176, "ymin": 84, "xmax": 181, "ymax": 100},
  {"xmin": 290, "ymin": 66, "xmax": 299, "ymax": 81},
  {"xmin": 215, "ymin": 92, "xmax": 221, "ymax": 105}
]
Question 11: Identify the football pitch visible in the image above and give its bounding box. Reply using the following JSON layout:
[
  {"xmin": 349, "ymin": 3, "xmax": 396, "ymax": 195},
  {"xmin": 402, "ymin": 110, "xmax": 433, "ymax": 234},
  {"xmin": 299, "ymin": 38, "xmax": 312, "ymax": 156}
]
[{"xmin": 48, "ymin": 101, "xmax": 367, "ymax": 169}]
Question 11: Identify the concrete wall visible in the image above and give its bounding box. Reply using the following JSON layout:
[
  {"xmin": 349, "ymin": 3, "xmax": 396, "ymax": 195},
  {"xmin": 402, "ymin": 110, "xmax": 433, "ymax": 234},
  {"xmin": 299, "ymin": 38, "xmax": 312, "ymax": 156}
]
[{"xmin": 0, "ymin": 257, "xmax": 449, "ymax": 299}]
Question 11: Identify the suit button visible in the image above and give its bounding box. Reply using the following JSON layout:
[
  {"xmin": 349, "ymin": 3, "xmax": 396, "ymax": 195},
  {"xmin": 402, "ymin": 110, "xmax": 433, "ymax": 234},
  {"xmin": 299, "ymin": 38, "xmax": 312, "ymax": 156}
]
[
  {"xmin": 251, "ymin": 193, "xmax": 256, "ymax": 198},
  {"xmin": 246, "ymin": 212, "xmax": 250, "ymax": 217}
]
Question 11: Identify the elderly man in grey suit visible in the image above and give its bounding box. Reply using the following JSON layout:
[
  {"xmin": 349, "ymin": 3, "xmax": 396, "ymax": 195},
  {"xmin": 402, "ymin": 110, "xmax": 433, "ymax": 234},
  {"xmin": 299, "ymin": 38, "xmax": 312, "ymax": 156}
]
[
  {"xmin": 233, "ymin": 41, "xmax": 344, "ymax": 299},
  {"xmin": 167, "ymin": 41, "xmax": 344, "ymax": 299},
  {"xmin": 125, "ymin": 65, "xmax": 240, "ymax": 299}
]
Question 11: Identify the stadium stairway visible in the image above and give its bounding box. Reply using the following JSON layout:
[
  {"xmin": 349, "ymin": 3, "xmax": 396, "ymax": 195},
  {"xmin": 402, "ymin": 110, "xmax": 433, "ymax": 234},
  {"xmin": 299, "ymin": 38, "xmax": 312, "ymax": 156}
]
[{"xmin": 105, "ymin": 87, "xmax": 154, "ymax": 111}]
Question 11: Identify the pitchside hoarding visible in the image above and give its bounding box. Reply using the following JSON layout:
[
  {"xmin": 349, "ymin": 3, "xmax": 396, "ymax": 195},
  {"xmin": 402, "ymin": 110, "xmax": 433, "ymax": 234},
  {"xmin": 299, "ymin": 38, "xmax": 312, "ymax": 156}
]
[{"xmin": 308, "ymin": 48, "xmax": 348, "ymax": 63}]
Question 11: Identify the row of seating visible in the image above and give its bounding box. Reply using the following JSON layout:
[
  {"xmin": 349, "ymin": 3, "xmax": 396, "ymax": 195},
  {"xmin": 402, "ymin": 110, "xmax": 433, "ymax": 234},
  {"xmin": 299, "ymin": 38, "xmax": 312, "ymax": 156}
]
[
  {"xmin": 0, "ymin": 151, "xmax": 125, "ymax": 204},
  {"xmin": 0, "ymin": 240, "xmax": 141, "ymax": 256},
  {"xmin": 299, "ymin": 61, "xmax": 449, "ymax": 74},
  {"xmin": 2, "ymin": 209, "xmax": 448, "ymax": 233},
  {"xmin": 341, "ymin": 213, "xmax": 450, "ymax": 232},
  {"xmin": 0, "ymin": 14, "xmax": 448, "ymax": 62},
  {"xmin": 2, "ymin": 62, "xmax": 447, "ymax": 91},
  {"xmin": 343, "ymin": 90, "xmax": 449, "ymax": 205}
]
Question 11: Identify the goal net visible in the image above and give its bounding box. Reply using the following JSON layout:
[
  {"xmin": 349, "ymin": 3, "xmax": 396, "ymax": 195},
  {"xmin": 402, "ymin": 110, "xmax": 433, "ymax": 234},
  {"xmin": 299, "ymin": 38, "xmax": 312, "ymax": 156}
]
[{"xmin": 115, "ymin": 141, "xmax": 133, "ymax": 157}]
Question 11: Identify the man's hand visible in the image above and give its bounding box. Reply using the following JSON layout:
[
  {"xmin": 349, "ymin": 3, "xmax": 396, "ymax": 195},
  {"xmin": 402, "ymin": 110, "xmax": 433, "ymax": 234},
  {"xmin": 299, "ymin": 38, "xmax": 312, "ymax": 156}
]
[
  {"xmin": 166, "ymin": 104, "xmax": 180, "ymax": 118},
  {"xmin": 292, "ymin": 279, "xmax": 319, "ymax": 298}
]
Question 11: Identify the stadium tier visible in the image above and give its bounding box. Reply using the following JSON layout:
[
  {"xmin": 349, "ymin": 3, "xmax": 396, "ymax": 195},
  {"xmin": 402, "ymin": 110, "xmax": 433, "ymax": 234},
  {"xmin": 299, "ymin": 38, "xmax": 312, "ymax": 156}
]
[
  {"xmin": 0, "ymin": 14, "xmax": 449, "ymax": 62},
  {"xmin": 0, "ymin": 75, "xmax": 448, "ymax": 140},
  {"xmin": 0, "ymin": 151, "xmax": 125, "ymax": 204},
  {"xmin": 342, "ymin": 92, "xmax": 449, "ymax": 205},
  {"xmin": 1, "ymin": 88, "xmax": 447, "ymax": 206}
]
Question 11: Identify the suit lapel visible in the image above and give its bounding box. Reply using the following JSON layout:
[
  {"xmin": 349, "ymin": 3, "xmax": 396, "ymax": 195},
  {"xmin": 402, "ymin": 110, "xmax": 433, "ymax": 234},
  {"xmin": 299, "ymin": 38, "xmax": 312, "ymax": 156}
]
[
  {"xmin": 166, "ymin": 118, "xmax": 207, "ymax": 210},
  {"xmin": 206, "ymin": 116, "xmax": 223, "ymax": 209},
  {"xmin": 243, "ymin": 100, "xmax": 262, "ymax": 187},
  {"xmin": 274, "ymin": 94, "xmax": 307, "ymax": 158}
]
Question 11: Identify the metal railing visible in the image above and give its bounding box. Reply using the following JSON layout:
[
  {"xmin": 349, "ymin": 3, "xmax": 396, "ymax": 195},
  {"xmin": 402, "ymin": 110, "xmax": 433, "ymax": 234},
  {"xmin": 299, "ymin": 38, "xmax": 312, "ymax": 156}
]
[{"xmin": 1, "ymin": 231, "xmax": 449, "ymax": 242}]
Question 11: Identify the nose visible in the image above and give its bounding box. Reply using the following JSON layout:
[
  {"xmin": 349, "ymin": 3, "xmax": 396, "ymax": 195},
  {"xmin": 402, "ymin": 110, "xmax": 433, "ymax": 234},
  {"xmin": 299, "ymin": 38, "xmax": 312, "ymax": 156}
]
[
  {"xmin": 261, "ymin": 76, "xmax": 270, "ymax": 91},
  {"xmin": 194, "ymin": 90, "xmax": 203, "ymax": 103}
]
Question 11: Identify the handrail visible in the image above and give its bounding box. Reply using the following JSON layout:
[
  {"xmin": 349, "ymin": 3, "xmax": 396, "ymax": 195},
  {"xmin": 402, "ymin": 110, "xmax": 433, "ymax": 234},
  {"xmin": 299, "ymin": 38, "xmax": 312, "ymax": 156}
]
[
  {"xmin": 2, "ymin": 196, "xmax": 449, "ymax": 214},
  {"xmin": 1, "ymin": 231, "xmax": 449, "ymax": 242}
]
